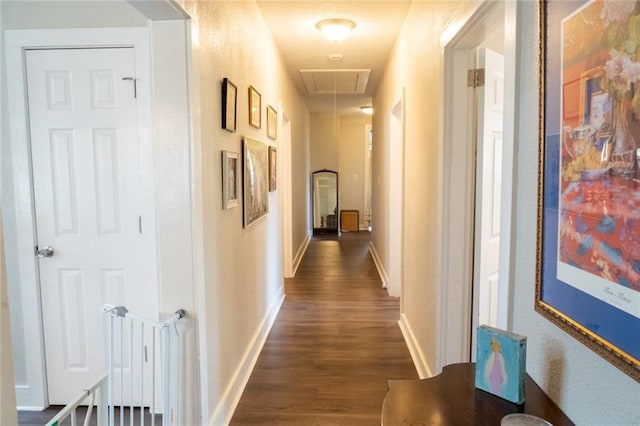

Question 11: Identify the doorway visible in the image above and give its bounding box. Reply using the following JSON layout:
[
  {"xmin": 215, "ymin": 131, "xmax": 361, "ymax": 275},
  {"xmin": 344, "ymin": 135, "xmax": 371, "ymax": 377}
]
[
  {"xmin": 363, "ymin": 125, "xmax": 373, "ymax": 231},
  {"xmin": 4, "ymin": 28, "xmax": 163, "ymax": 409},
  {"xmin": 440, "ymin": 0, "xmax": 516, "ymax": 367},
  {"xmin": 281, "ymin": 112, "xmax": 294, "ymax": 277}
]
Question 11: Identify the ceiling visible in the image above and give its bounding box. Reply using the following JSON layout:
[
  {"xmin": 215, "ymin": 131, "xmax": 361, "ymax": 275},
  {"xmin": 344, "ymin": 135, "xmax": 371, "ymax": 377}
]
[{"xmin": 255, "ymin": 1, "xmax": 412, "ymax": 114}]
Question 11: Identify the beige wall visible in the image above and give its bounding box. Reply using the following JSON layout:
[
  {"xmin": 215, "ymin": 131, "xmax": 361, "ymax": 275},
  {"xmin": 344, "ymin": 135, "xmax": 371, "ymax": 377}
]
[
  {"xmin": 289, "ymin": 115, "xmax": 312, "ymax": 260},
  {"xmin": 339, "ymin": 115, "xmax": 370, "ymax": 229},
  {"xmin": 372, "ymin": 0, "xmax": 476, "ymax": 374},
  {"xmin": 310, "ymin": 112, "xmax": 339, "ymax": 173},
  {"xmin": 311, "ymin": 113, "xmax": 370, "ymax": 229},
  {"xmin": 190, "ymin": 1, "xmax": 310, "ymax": 423}
]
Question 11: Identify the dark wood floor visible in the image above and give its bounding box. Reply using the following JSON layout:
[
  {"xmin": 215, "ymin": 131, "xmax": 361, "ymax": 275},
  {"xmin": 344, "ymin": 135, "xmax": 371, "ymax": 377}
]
[
  {"xmin": 231, "ymin": 232, "xmax": 418, "ymax": 425},
  {"xmin": 17, "ymin": 233, "xmax": 416, "ymax": 425}
]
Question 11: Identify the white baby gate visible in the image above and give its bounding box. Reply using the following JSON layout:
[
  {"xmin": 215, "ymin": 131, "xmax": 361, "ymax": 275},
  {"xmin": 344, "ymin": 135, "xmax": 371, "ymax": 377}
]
[{"xmin": 46, "ymin": 305, "xmax": 185, "ymax": 426}]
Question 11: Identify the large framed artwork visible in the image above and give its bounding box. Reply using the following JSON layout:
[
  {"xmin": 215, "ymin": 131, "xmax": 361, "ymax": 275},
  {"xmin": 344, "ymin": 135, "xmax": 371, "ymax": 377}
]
[
  {"xmin": 243, "ymin": 136, "xmax": 269, "ymax": 227},
  {"xmin": 538, "ymin": 0, "xmax": 640, "ymax": 381}
]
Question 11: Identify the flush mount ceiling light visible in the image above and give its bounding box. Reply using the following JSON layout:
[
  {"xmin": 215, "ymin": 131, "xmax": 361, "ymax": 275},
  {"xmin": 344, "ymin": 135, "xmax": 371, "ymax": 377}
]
[
  {"xmin": 316, "ymin": 18, "xmax": 356, "ymax": 42},
  {"xmin": 360, "ymin": 106, "xmax": 373, "ymax": 115}
]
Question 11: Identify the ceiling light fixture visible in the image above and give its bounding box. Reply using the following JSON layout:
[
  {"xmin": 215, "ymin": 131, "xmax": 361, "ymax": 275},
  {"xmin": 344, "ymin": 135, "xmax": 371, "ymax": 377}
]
[
  {"xmin": 360, "ymin": 106, "xmax": 373, "ymax": 115},
  {"xmin": 316, "ymin": 18, "xmax": 356, "ymax": 42}
]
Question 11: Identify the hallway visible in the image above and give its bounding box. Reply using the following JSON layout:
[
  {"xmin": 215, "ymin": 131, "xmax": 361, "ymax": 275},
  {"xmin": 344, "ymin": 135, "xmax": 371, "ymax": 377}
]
[{"xmin": 231, "ymin": 232, "xmax": 417, "ymax": 424}]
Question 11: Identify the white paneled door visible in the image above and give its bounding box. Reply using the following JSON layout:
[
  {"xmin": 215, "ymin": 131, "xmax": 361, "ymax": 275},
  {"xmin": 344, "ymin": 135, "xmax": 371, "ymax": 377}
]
[
  {"xmin": 26, "ymin": 48, "xmax": 157, "ymax": 405},
  {"xmin": 475, "ymin": 48, "xmax": 504, "ymax": 328}
]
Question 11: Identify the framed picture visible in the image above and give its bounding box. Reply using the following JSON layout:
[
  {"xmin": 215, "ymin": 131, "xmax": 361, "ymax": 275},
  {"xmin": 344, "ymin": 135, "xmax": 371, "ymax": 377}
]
[
  {"xmin": 221, "ymin": 150, "xmax": 239, "ymax": 209},
  {"xmin": 221, "ymin": 78, "xmax": 237, "ymax": 132},
  {"xmin": 248, "ymin": 86, "xmax": 261, "ymax": 128},
  {"xmin": 538, "ymin": 0, "xmax": 640, "ymax": 381},
  {"xmin": 268, "ymin": 146, "xmax": 277, "ymax": 192},
  {"xmin": 267, "ymin": 105, "xmax": 278, "ymax": 139},
  {"xmin": 243, "ymin": 136, "xmax": 269, "ymax": 227}
]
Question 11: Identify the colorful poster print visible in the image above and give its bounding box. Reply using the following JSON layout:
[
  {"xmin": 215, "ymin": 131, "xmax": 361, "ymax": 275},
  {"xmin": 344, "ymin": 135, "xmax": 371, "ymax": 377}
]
[
  {"xmin": 558, "ymin": 0, "xmax": 640, "ymax": 318},
  {"xmin": 539, "ymin": 0, "xmax": 640, "ymax": 381}
]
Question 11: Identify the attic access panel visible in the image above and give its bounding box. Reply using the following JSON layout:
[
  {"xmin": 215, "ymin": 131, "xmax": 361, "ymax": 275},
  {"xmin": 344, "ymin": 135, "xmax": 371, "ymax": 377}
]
[{"xmin": 300, "ymin": 69, "xmax": 370, "ymax": 95}]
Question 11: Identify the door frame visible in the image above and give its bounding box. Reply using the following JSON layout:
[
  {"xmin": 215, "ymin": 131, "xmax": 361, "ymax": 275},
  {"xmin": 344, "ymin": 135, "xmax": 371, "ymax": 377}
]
[
  {"xmin": 5, "ymin": 27, "xmax": 154, "ymax": 410},
  {"xmin": 438, "ymin": 0, "xmax": 517, "ymax": 368},
  {"xmin": 388, "ymin": 98, "xmax": 405, "ymax": 299},
  {"xmin": 280, "ymin": 110, "xmax": 294, "ymax": 278}
]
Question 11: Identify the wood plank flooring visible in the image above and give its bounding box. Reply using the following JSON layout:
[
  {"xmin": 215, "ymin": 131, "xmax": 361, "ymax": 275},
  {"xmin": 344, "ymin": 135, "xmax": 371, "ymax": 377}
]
[
  {"xmin": 17, "ymin": 233, "xmax": 416, "ymax": 425},
  {"xmin": 231, "ymin": 232, "xmax": 417, "ymax": 425}
]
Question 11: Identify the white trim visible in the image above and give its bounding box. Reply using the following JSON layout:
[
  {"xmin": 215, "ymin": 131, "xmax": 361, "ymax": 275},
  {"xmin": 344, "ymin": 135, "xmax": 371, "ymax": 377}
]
[
  {"xmin": 387, "ymin": 96, "xmax": 404, "ymax": 299},
  {"xmin": 15, "ymin": 406, "xmax": 46, "ymax": 411},
  {"xmin": 398, "ymin": 314, "xmax": 431, "ymax": 379},
  {"xmin": 184, "ymin": 15, "xmax": 207, "ymax": 419},
  {"xmin": 5, "ymin": 26, "xmax": 153, "ymax": 410},
  {"xmin": 280, "ymin": 111, "xmax": 294, "ymax": 278},
  {"xmin": 209, "ymin": 292, "xmax": 285, "ymax": 426},
  {"xmin": 291, "ymin": 232, "xmax": 311, "ymax": 277},
  {"xmin": 497, "ymin": 0, "xmax": 518, "ymax": 331},
  {"xmin": 368, "ymin": 241, "xmax": 389, "ymax": 289}
]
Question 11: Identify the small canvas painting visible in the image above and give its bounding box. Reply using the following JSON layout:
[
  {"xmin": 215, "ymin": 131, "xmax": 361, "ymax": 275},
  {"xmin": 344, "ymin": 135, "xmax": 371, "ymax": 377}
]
[{"xmin": 475, "ymin": 325, "xmax": 526, "ymax": 405}]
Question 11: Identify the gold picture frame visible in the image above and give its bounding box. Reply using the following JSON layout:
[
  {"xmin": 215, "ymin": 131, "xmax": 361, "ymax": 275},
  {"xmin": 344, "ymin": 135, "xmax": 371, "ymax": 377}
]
[
  {"xmin": 243, "ymin": 137, "xmax": 269, "ymax": 227},
  {"xmin": 267, "ymin": 105, "xmax": 277, "ymax": 140},
  {"xmin": 268, "ymin": 146, "xmax": 277, "ymax": 192},
  {"xmin": 248, "ymin": 86, "xmax": 261, "ymax": 129}
]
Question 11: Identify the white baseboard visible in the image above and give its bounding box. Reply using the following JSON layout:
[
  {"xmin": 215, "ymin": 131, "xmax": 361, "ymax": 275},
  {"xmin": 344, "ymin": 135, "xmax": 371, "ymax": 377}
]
[
  {"xmin": 368, "ymin": 242, "xmax": 389, "ymax": 289},
  {"xmin": 209, "ymin": 291, "xmax": 285, "ymax": 425},
  {"xmin": 398, "ymin": 313, "xmax": 433, "ymax": 379},
  {"xmin": 291, "ymin": 232, "xmax": 311, "ymax": 276},
  {"xmin": 16, "ymin": 406, "xmax": 46, "ymax": 411}
]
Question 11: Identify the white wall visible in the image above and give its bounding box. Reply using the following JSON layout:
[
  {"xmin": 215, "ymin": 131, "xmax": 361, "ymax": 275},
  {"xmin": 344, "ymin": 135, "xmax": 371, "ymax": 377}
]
[
  {"xmin": 310, "ymin": 112, "xmax": 339, "ymax": 173},
  {"xmin": 0, "ymin": 3, "xmax": 18, "ymax": 414},
  {"xmin": 0, "ymin": 0, "xmax": 30, "ymax": 412},
  {"xmin": 510, "ymin": 3, "xmax": 639, "ymax": 424},
  {"xmin": 339, "ymin": 115, "xmax": 370, "ymax": 229},
  {"xmin": 0, "ymin": 2, "xmax": 18, "ymax": 420},
  {"xmin": 1, "ymin": 0, "xmax": 147, "ymax": 29},
  {"xmin": 183, "ymin": 1, "xmax": 310, "ymax": 423}
]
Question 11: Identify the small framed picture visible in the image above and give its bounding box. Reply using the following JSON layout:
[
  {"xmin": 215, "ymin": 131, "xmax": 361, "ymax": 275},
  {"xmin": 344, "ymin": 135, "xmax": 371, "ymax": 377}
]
[
  {"xmin": 267, "ymin": 105, "xmax": 277, "ymax": 140},
  {"xmin": 221, "ymin": 78, "xmax": 237, "ymax": 132},
  {"xmin": 221, "ymin": 150, "xmax": 239, "ymax": 209},
  {"xmin": 248, "ymin": 86, "xmax": 261, "ymax": 129},
  {"xmin": 268, "ymin": 146, "xmax": 277, "ymax": 192}
]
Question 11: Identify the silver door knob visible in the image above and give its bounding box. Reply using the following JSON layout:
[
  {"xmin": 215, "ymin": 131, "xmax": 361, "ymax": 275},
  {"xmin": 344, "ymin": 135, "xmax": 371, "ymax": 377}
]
[{"xmin": 35, "ymin": 246, "xmax": 54, "ymax": 258}]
